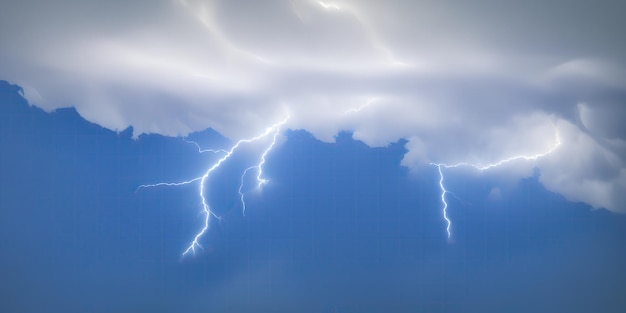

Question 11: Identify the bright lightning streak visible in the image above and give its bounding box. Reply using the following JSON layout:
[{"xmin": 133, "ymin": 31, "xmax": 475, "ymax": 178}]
[
  {"xmin": 182, "ymin": 117, "xmax": 288, "ymax": 256},
  {"xmin": 138, "ymin": 116, "xmax": 288, "ymax": 257},
  {"xmin": 256, "ymin": 126, "xmax": 282, "ymax": 188},
  {"xmin": 436, "ymin": 164, "xmax": 452, "ymax": 239},
  {"xmin": 136, "ymin": 177, "xmax": 202, "ymax": 192},
  {"xmin": 238, "ymin": 120, "xmax": 284, "ymax": 216},
  {"xmin": 430, "ymin": 133, "xmax": 561, "ymax": 240},
  {"xmin": 239, "ymin": 166, "xmax": 258, "ymax": 216},
  {"xmin": 435, "ymin": 134, "xmax": 562, "ymax": 171},
  {"xmin": 135, "ymin": 140, "xmax": 227, "ymax": 192}
]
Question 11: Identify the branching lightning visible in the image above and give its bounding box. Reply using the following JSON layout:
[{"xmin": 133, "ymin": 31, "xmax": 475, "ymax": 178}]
[
  {"xmin": 431, "ymin": 133, "xmax": 561, "ymax": 240},
  {"xmin": 237, "ymin": 122, "xmax": 284, "ymax": 216},
  {"xmin": 138, "ymin": 116, "xmax": 288, "ymax": 256},
  {"xmin": 138, "ymin": 86, "xmax": 562, "ymax": 252}
]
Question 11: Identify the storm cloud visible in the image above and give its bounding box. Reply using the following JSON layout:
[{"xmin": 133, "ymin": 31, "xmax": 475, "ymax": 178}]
[{"xmin": 1, "ymin": 0, "xmax": 625, "ymax": 212}]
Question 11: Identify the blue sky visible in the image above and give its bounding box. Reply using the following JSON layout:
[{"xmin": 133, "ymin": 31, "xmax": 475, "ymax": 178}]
[
  {"xmin": 1, "ymin": 80, "xmax": 625, "ymax": 312},
  {"xmin": 1, "ymin": 0, "xmax": 626, "ymax": 312}
]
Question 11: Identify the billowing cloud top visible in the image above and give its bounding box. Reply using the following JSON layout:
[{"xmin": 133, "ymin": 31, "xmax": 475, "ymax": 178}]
[{"xmin": 1, "ymin": 0, "xmax": 625, "ymax": 212}]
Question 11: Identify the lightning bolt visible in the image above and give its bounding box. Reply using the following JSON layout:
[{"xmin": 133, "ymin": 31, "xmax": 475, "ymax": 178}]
[
  {"xmin": 136, "ymin": 177, "xmax": 202, "ymax": 192},
  {"xmin": 256, "ymin": 126, "xmax": 282, "ymax": 188},
  {"xmin": 237, "ymin": 122, "xmax": 284, "ymax": 216},
  {"xmin": 238, "ymin": 166, "xmax": 258, "ymax": 216},
  {"xmin": 138, "ymin": 116, "xmax": 289, "ymax": 256},
  {"xmin": 436, "ymin": 164, "xmax": 452, "ymax": 239},
  {"xmin": 431, "ymin": 133, "xmax": 561, "ymax": 240},
  {"xmin": 434, "ymin": 134, "xmax": 562, "ymax": 171}
]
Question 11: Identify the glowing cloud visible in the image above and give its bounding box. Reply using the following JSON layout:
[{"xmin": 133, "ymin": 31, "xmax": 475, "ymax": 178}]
[{"xmin": 1, "ymin": 0, "xmax": 625, "ymax": 212}]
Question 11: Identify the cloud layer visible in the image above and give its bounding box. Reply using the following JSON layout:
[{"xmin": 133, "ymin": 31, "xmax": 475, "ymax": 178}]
[{"xmin": 1, "ymin": 0, "xmax": 625, "ymax": 212}]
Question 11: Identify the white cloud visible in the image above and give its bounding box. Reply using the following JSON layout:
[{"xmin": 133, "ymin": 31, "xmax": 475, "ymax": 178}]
[
  {"xmin": 538, "ymin": 119, "xmax": 626, "ymax": 211},
  {"xmin": 1, "ymin": 0, "xmax": 625, "ymax": 212}
]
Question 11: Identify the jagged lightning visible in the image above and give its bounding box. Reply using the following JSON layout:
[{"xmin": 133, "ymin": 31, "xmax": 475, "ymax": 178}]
[
  {"xmin": 136, "ymin": 177, "xmax": 202, "ymax": 192},
  {"xmin": 237, "ymin": 121, "xmax": 284, "ymax": 216},
  {"xmin": 256, "ymin": 123, "xmax": 283, "ymax": 187},
  {"xmin": 184, "ymin": 117, "xmax": 287, "ymax": 256},
  {"xmin": 434, "ymin": 134, "xmax": 562, "ymax": 171},
  {"xmin": 238, "ymin": 166, "xmax": 258, "ymax": 216},
  {"xmin": 436, "ymin": 164, "xmax": 452, "ymax": 239},
  {"xmin": 138, "ymin": 117, "xmax": 288, "ymax": 256},
  {"xmin": 431, "ymin": 133, "xmax": 561, "ymax": 239}
]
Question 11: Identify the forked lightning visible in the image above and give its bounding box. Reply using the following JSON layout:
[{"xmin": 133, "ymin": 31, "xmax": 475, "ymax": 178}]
[
  {"xmin": 431, "ymin": 134, "xmax": 561, "ymax": 240},
  {"xmin": 138, "ymin": 117, "xmax": 288, "ymax": 256}
]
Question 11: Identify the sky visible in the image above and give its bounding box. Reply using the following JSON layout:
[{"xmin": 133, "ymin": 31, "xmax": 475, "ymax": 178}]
[{"xmin": 1, "ymin": 0, "xmax": 626, "ymax": 312}]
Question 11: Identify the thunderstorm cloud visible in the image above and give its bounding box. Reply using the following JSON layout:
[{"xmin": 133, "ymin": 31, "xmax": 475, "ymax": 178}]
[{"xmin": 1, "ymin": 0, "xmax": 625, "ymax": 212}]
